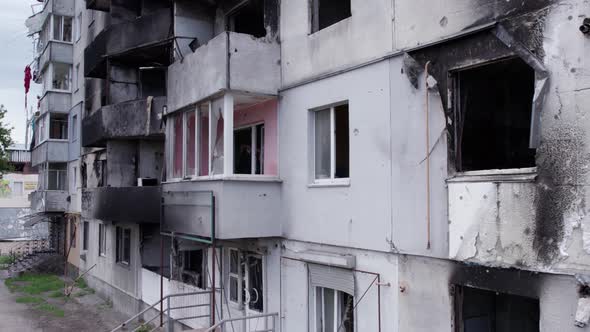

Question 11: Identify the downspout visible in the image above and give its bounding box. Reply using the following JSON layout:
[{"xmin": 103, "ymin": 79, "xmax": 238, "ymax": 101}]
[{"xmin": 424, "ymin": 61, "xmax": 431, "ymax": 250}]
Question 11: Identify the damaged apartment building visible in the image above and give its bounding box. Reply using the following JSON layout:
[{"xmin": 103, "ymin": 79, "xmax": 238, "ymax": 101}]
[{"xmin": 22, "ymin": 0, "xmax": 590, "ymax": 331}]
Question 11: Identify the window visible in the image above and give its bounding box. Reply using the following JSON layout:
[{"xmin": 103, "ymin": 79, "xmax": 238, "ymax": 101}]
[
  {"xmin": 116, "ymin": 227, "xmax": 131, "ymax": 265},
  {"xmin": 234, "ymin": 124, "xmax": 264, "ymax": 175},
  {"xmin": 313, "ymin": 103, "xmax": 349, "ymax": 181},
  {"xmin": 98, "ymin": 223, "xmax": 106, "ymax": 257},
  {"xmin": 52, "ymin": 63, "xmax": 71, "ymax": 91},
  {"xmin": 228, "ymin": 249, "xmax": 264, "ymax": 311},
  {"xmin": 71, "ymin": 114, "xmax": 78, "ymax": 141},
  {"xmin": 311, "ymin": 0, "xmax": 351, "ymax": 33},
  {"xmin": 172, "ymin": 114, "xmax": 184, "ymax": 179},
  {"xmin": 455, "ymin": 58, "xmax": 536, "ymax": 172},
  {"xmin": 227, "ymin": 0, "xmax": 266, "ymax": 38},
  {"xmin": 95, "ymin": 159, "xmax": 107, "ymax": 187},
  {"xmin": 181, "ymin": 250, "xmax": 206, "ymax": 289},
  {"xmin": 53, "ymin": 15, "xmax": 73, "ymax": 42},
  {"xmin": 315, "ymin": 287, "xmax": 354, "ymax": 332},
  {"xmin": 74, "ymin": 64, "xmax": 80, "ymax": 91},
  {"xmin": 47, "ymin": 163, "xmax": 67, "ymax": 190},
  {"xmin": 454, "ymin": 286, "xmax": 539, "ymax": 332},
  {"xmin": 69, "ymin": 219, "xmax": 76, "ymax": 248},
  {"xmin": 75, "ymin": 13, "xmax": 82, "ymax": 42},
  {"xmin": 82, "ymin": 221, "xmax": 89, "ymax": 251},
  {"xmin": 185, "ymin": 110, "xmax": 196, "ymax": 176},
  {"xmin": 12, "ymin": 182, "xmax": 23, "ymax": 197},
  {"xmin": 49, "ymin": 113, "xmax": 68, "ymax": 140}
]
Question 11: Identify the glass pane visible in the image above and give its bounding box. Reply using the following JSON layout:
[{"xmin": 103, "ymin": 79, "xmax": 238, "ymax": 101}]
[
  {"xmin": 185, "ymin": 111, "xmax": 196, "ymax": 176},
  {"xmin": 123, "ymin": 229, "xmax": 131, "ymax": 263},
  {"xmin": 210, "ymin": 99, "xmax": 224, "ymax": 175},
  {"xmin": 256, "ymin": 124, "xmax": 264, "ymax": 175},
  {"xmin": 172, "ymin": 115, "xmax": 183, "ymax": 178},
  {"xmin": 198, "ymin": 105, "xmax": 209, "ymax": 176},
  {"xmin": 334, "ymin": 104, "xmax": 349, "ymax": 178},
  {"xmin": 323, "ymin": 288, "xmax": 335, "ymax": 332},
  {"xmin": 315, "ymin": 109, "xmax": 331, "ymax": 179},
  {"xmin": 234, "ymin": 128, "xmax": 252, "ymax": 174},
  {"xmin": 230, "ymin": 277, "xmax": 238, "ymax": 302},
  {"xmin": 230, "ymin": 250, "xmax": 239, "ymax": 274},
  {"xmin": 53, "ymin": 16, "xmax": 62, "ymax": 40},
  {"xmin": 52, "ymin": 63, "xmax": 71, "ymax": 90},
  {"xmin": 58, "ymin": 170, "xmax": 67, "ymax": 190},
  {"xmin": 316, "ymin": 288, "xmax": 323, "ymax": 332},
  {"xmin": 338, "ymin": 291, "xmax": 354, "ymax": 332},
  {"xmin": 63, "ymin": 17, "xmax": 73, "ymax": 42},
  {"xmin": 248, "ymin": 256, "xmax": 263, "ymax": 311}
]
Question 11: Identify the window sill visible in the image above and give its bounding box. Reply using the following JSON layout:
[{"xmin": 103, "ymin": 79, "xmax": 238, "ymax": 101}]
[
  {"xmin": 447, "ymin": 167, "xmax": 537, "ymax": 183},
  {"xmin": 99, "ymin": 253, "xmax": 106, "ymax": 258},
  {"xmin": 164, "ymin": 175, "xmax": 282, "ymax": 184},
  {"xmin": 308, "ymin": 178, "xmax": 350, "ymax": 188},
  {"xmin": 116, "ymin": 262, "xmax": 131, "ymax": 270}
]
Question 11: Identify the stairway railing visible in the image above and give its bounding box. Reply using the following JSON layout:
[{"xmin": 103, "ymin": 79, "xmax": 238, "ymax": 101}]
[
  {"xmin": 204, "ymin": 312, "xmax": 280, "ymax": 332},
  {"xmin": 110, "ymin": 290, "xmax": 212, "ymax": 332}
]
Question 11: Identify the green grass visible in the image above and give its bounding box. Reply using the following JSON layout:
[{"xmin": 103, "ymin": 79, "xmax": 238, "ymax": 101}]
[
  {"xmin": 35, "ymin": 303, "xmax": 65, "ymax": 317},
  {"xmin": 15, "ymin": 296, "xmax": 43, "ymax": 304},
  {"xmin": 6, "ymin": 274, "xmax": 64, "ymax": 295},
  {"xmin": 48, "ymin": 290, "xmax": 65, "ymax": 298},
  {"xmin": 135, "ymin": 325, "xmax": 151, "ymax": 332},
  {"xmin": 75, "ymin": 278, "xmax": 89, "ymax": 289},
  {"xmin": 0, "ymin": 255, "xmax": 14, "ymax": 265}
]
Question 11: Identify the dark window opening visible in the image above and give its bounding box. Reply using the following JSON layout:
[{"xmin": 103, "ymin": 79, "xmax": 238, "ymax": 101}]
[
  {"xmin": 49, "ymin": 113, "xmax": 69, "ymax": 140},
  {"xmin": 455, "ymin": 286, "xmax": 539, "ymax": 332},
  {"xmin": 227, "ymin": 0, "xmax": 266, "ymax": 38},
  {"xmin": 456, "ymin": 58, "xmax": 536, "ymax": 172},
  {"xmin": 69, "ymin": 219, "xmax": 76, "ymax": 248},
  {"xmin": 234, "ymin": 124, "xmax": 264, "ymax": 175},
  {"xmin": 334, "ymin": 104, "xmax": 349, "ymax": 178},
  {"xmin": 139, "ymin": 68, "xmax": 167, "ymax": 98},
  {"xmin": 181, "ymin": 250, "xmax": 205, "ymax": 289},
  {"xmin": 312, "ymin": 0, "xmax": 351, "ymax": 33},
  {"xmin": 82, "ymin": 221, "xmax": 89, "ymax": 251},
  {"xmin": 248, "ymin": 255, "xmax": 264, "ymax": 311},
  {"xmin": 116, "ymin": 227, "xmax": 131, "ymax": 265}
]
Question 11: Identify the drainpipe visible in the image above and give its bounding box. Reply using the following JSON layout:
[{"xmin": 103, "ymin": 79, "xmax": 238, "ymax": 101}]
[{"xmin": 425, "ymin": 61, "xmax": 432, "ymax": 251}]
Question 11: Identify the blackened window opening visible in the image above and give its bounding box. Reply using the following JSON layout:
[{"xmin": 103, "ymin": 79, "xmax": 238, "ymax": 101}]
[
  {"xmin": 227, "ymin": 0, "xmax": 266, "ymax": 38},
  {"xmin": 456, "ymin": 58, "xmax": 536, "ymax": 172},
  {"xmin": 312, "ymin": 0, "xmax": 351, "ymax": 32},
  {"xmin": 455, "ymin": 286, "xmax": 539, "ymax": 332},
  {"xmin": 182, "ymin": 250, "xmax": 205, "ymax": 289},
  {"xmin": 334, "ymin": 104, "xmax": 349, "ymax": 178}
]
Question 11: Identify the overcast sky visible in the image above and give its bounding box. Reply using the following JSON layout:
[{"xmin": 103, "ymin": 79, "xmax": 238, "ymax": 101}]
[{"xmin": 0, "ymin": 1, "xmax": 42, "ymax": 146}]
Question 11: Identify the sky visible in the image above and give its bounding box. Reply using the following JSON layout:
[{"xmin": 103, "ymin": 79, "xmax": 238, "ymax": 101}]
[{"xmin": 0, "ymin": 1, "xmax": 43, "ymax": 146}]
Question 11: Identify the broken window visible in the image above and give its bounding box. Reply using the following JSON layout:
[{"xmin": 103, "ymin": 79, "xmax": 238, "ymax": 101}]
[
  {"xmin": 315, "ymin": 287, "xmax": 354, "ymax": 332},
  {"xmin": 47, "ymin": 163, "xmax": 67, "ymax": 190},
  {"xmin": 139, "ymin": 68, "xmax": 167, "ymax": 98},
  {"xmin": 53, "ymin": 15, "xmax": 73, "ymax": 42},
  {"xmin": 82, "ymin": 221, "xmax": 89, "ymax": 251},
  {"xmin": 234, "ymin": 124, "xmax": 264, "ymax": 175},
  {"xmin": 210, "ymin": 101, "xmax": 224, "ymax": 175},
  {"xmin": 116, "ymin": 227, "xmax": 131, "ymax": 265},
  {"xmin": 49, "ymin": 113, "xmax": 68, "ymax": 140},
  {"xmin": 455, "ymin": 286, "xmax": 539, "ymax": 332},
  {"xmin": 185, "ymin": 110, "xmax": 196, "ymax": 176},
  {"xmin": 227, "ymin": 0, "xmax": 266, "ymax": 38},
  {"xmin": 311, "ymin": 0, "xmax": 351, "ymax": 33},
  {"xmin": 52, "ymin": 63, "xmax": 71, "ymax": 91},
  {"xmin": 172, "ymin": 114, "xmax": 183, "ymax": 179},
  {"xmin": 198, "ymin": 104, "xmax": 210, "ymax": 176},
  {"xmin": 98, "ymin": 223, "xmax": 106, "ymax": 257},
  {"xmin": 95, "ymin": 159, "xmax": 107, "ymax": 187},
  {"xmin": 313, "ymin": 103, "xmax": 349, "ymax": 181},
  {"xmin": 181, "ymin": 249, "xmax": 206, "ymax": 288},
  {"xmin": 455, "ymin": 58, "xmax": 536, "ymax": 172},
  {"xmin": 228, "ymin": 249, "xmax": 264, "ymax": 311}
]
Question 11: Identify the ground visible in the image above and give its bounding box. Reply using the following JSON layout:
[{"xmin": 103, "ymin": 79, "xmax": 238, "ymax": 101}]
[{"xmin": 0, "ymin": 271, "xmax": 129, "ymax": 332}]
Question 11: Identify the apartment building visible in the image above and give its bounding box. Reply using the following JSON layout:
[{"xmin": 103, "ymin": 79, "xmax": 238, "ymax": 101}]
[{"xmin": 25, "ymin": 0, "xmax": 590, "ymax": 331}]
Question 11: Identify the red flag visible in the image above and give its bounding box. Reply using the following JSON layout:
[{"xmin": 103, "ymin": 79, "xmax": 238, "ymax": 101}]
[{"xmin": 24, "ymin": 66, "xmax": 32, "ymax": 94}]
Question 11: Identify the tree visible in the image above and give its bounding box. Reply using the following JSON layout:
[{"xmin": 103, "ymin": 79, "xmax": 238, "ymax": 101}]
[{"xmin": 0, "ymin": 105, "xmax": 14, "ymax": 174}]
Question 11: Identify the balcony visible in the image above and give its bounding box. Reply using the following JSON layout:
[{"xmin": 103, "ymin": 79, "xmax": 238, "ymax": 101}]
[
  {"xmin": 25, "ymin": 0, "xmax": 75, "ymax": 36},
  {"xmin": 29, "ymin": 190, "xmax": 69, "ymax": 213},
  {"xmin": 167, "ymin": 31, "xmax": 280, "ymax": 113},
  {"xmin": 161, "ymin": 179, "xmax": 282, "ymax": 240},
  {"xmin": 84, "ymin": 9, "xmax": 172, "ymax": 78},
  {"xmin": 448, "ymin": 168, "xmax": 538, "ymax": 267},
  {"xmin": 31, "ymin": 140, "xmax": 69, "ymax": 167},
  {"xmin": 39, "ymin": 91, "xmax": 71, "ymax": 116},
  {"xmin": 82, "ymin": 97, "xmax": 166, "ymax": 147},
  {"xmin": 86, "ymin": 0, "xmax": 110, "ymax": 11},
  {"xmin": 82, "ymin": 187, "xmax": 160, "ymax": 223},
  {"xmin": 38, "ymin": 41, "xmax": 73, "ymax": 73}
]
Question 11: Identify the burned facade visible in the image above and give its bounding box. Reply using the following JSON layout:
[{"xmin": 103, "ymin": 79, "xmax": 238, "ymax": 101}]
[{"xmin": 22, "ymin": 0, "xmax": 590, "ymax": 330}]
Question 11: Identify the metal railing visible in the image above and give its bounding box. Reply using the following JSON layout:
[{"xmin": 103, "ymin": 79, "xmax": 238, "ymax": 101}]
[
  {"xmin": 204, "ymin": 312, "xmax": 280, "ymax": 332},
  {"xmin": 110, "ymin": 290, "xmax": 212, "ymax": 332}
]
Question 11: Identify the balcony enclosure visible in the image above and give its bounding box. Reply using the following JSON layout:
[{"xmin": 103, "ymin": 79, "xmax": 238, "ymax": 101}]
[{"xmin": 166, "ymin": 94, "xmax": 278, "ymax": 180}]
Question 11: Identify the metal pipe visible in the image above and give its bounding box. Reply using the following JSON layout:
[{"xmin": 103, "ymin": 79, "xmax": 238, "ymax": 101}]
[
  {"xmin": 211, "ymin": 196, "xmax": 216, "ymax": 325},
  {"xmin": 425, "ymin": 61, "xmax": 432, "ymax": 251},
  {"xmin": 160, "ymin": 199, "xmax": 164, "ymax": 327}
]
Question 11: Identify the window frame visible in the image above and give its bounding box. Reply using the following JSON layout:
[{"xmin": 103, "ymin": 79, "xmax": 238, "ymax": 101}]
[
  {"xmin": 309, "ymin": 0, "xmax": 352, "ymax": 34},
  {"xmin": 234, "ymin": 122, "xmax": 265, "ymax": 175},
  {"xmin": 69, "ymin": 219, "xmax": 76, "ymax": 248},
  {"xmin": 51, "ymin": 15, "xmax": 73, "ymax": 43},
  {"xmin": 50, "ymin": 63, "xmax": 72, "ymax": 92},
  {"xmin": 71, "ymin": 114, "xmax": 78, "ymax": 141},
  {"xmin": 310, "ymin": 101, "xmax": 350, "ymax": 186},
  {"xmin": 82, "ymin": 221, "xmax": 89, "ymax": 251},
  {"xmin": 313, "ymin": 286, "xmax": 354, "ymax": 332},
  {"xmin": 47, "ymin": 163, "xmax": 67, "ymax": 191},
  {"xmin": 98, "ymin": 223, "xmax": 106, "ymax": 257},
  {"xmin": 115, "ymin": 226, "xmax": 131, "ymax": 266}
]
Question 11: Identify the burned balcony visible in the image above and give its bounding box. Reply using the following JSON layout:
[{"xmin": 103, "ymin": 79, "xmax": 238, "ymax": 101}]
[
  {"xmin": 167, "ymin": 31, "xmax": 280, "ymax": 112},
  {"xmin": 38, "ymin": 41, "xmax": 73, "ymax": 74},
  {"xmin": 86, "ymin": 0, "xmax": 110, "ymax": 11},
  {"xmin": 82, "ymin": 187, "xmax": 160, "ymax": 223},
  {"xmin": 31, "ymin": 141, "xmax": 69, "ymax": 167},
  {"xmin": 161, "ymin": 179, "xmax": 281, "ymax": 240},
  {"xmin": 29, "ymin": 190, "xmax": 69, "ymax": 213},
  {"xmin": 84, "ymin": 9, "xmax": 172, "ymax": 79},
  {"xmin": 82, "ymin": 96, "xmax": 166, "ymax": 147}
]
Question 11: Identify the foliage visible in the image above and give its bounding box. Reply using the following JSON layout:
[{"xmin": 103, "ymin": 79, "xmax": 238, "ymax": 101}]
[
  {"xmin": 6, "ymin": 273, "xmax": 64, "ymax": 295},
  {"xmin": 0, "ymin": 105, "xmax": 13, "ymax": 174},
  {"xmin": 15, "ymin": 296, "xmax": 43, "ymax": 304},
  {"xmin": 35, "ymin": 303, "xmax": 65, "ymax": 317},
  {"xmin": 0, "ymin": 255, "xmax": 15, "ymax": 265}
]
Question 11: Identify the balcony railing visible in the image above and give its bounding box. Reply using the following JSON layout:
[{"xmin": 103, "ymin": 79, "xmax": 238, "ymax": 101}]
[
  {"xmin": 82, "ymin": 187, "xmax": 161, "ymax": 223},
  {"xmin": 31, "ymin": 140, "xmax": 69, "ymax": 167},
  {"xmin": 82, "ymin": 97, "xmax": 166, "ymax": 147},
  {"xmin": 38, "ymin": 41, "xmax": 73, "ymax": 73},
  {"xmin": 29, "ymin": 190, "xmax": 69, "ymax": 213},
  {"xmin": 38, "ymin": 91, "xmax": 71, "ymax": 116},
  {"xmin": 161, "ymin": 178, "xmax": 282, "ymax": 240}
]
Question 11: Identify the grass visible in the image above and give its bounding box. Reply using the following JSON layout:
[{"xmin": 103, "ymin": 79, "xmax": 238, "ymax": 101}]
[
  {"xmin": 75, "ymin": 278, "xmax": 89, "ymax": 289},
  {"xmin": 7, "ymin": 274, "xmax": 64, "ymax": 295},
  {"xmin": 135, "ymin": 324, "xmax": 151, "ymax": 332},
  {"xmin": 35, "ymin": 303, "xmax": 65, "ymax": 317},
  {"xmin": 48, "ymin": 290, "xmax": 66, "ymax": 298},
  {"xmin": 0, "ymin": 255, "xmax": 14, "ymax": 265},
  {"xmin": 15, "ymin": 296, "xmax": 43, "ymax": 304}
]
